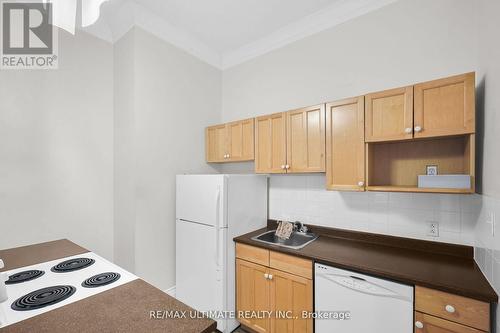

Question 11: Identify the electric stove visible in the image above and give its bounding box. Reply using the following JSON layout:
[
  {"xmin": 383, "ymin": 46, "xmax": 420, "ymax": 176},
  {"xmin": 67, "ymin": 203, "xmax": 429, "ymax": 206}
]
[{"xmin": 0, "ymin": 252, "xmax": 137, "ymax": 328}]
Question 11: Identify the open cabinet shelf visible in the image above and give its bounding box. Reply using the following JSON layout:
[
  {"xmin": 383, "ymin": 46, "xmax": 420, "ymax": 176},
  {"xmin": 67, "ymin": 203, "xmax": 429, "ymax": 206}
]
[{"xmin": 366, "ymin": 135, "xmax": 475, "ymax": 194}]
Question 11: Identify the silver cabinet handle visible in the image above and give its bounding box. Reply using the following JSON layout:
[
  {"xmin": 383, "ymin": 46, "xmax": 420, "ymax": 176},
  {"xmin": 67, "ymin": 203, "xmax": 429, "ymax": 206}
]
[
  {"xmin": 358, "ymin": 181, "xmax": 364, "ymax": 187},
  {"xmin": 268, "ymin": 274, "xmax": 273, "ymax": 280},
  {"xmin": 414, "ymin": 126, "xmax": 422, "ymax": 133},
  {"xmin": 415, "ymin": 321, "xmax": 423, "ymax": 329},
  {"xmin": 264, "ymin": 273, "xmax": 269, "ymax": 279},
  {"xmin": 404, "ymin": 127, "xmax": 413, "ymax": 134},
  {"xmin": 227, "ymin": 154, "xmax": 230, "ymax": 158},
  {"xmin": 281, "ymin": 165, "xmax": 285, "ymax": 170},
  {"xmin": 285, "ymin": 165, "xmax": 290, "ymax": 170},
  {"xmin": 445, "ymin": 304, "xmax": 455, "ymax": 313}
]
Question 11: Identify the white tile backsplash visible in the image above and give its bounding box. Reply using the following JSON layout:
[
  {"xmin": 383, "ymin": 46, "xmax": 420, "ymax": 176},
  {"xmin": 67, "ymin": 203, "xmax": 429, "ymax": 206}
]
[{"xmin": 269, "ymin": 174, "xmax": 482, "ymax": 245}]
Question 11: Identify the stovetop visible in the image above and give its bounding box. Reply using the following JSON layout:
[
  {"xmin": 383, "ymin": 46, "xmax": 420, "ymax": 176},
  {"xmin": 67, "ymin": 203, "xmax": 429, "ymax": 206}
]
[{"xmin": 0, "ymin": 252, "xmax": 137, "ymax": 328}]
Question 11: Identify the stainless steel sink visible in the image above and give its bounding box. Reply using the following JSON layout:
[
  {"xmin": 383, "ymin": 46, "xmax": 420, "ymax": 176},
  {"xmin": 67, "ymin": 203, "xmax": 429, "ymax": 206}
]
[{"xmin": 251, "ymin": 230, "xmax": 318, "ymax": 250}]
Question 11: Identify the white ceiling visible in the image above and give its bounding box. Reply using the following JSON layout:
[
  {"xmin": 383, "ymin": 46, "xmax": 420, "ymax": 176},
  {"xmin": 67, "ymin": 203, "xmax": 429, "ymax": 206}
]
[
  {"xmin": 91, "ymin": 0, "xmax": 399, "ymax": 69},
  {"xmin": 135, "ymin": 0, "xmax": 340, "ymax": 53}
]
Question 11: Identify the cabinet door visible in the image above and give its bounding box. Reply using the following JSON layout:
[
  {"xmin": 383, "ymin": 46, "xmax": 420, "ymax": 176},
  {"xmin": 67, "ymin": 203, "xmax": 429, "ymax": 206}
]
[
  {"xmin": 326, "ymin": 97, "xmax": 365, "ymax": 191},
  {"xmin": 205, "ymin": 124, "xmax": 227, "ymax": 162},
  {"xmin": 227, "ymin": 118, "xmax": 255, "ymax": 161},
  {"xmin": 414, "ymin": 72, "xmax": 475, "ymax": 138},
  {"xmin": 286, "ymin": 105, "xmax": 325, "ymax": 173},
  {"xmin": 236, "ymin": 259, "xmax": 271, "ymax": 333},
  {"xmin": 365, "ymin": 86, "xmax": 414, "ymax": 142},
  {"xmin": 269, "ymin": 269, "xmax": 313, "ymax": 333},
  {"xmin": 255, "ymin": 112, "xmax": 287, "ymax": 173},
  {"xmin": 415, "ymin": 312, "xmax": 485, "ymax": 333}
]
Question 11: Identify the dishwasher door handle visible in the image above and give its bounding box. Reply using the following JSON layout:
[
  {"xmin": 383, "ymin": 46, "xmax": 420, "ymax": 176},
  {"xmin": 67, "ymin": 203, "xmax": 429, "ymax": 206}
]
[{"xmin": 320, "ymin": 273, "xmax": 412, "ymax": 302}]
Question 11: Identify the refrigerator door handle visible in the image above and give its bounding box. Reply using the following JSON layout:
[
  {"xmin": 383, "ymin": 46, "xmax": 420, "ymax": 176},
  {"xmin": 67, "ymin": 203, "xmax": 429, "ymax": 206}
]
[{"xmin": 215, "ymin": 186, "xmax": 221, "ymax": 268}]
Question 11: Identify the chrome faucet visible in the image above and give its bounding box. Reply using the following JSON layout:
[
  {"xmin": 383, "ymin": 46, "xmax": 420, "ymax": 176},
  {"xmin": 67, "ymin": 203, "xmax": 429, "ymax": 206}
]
[{"xmin": 294, "ymin": 221, "xmax": 308, "ymax": 234}]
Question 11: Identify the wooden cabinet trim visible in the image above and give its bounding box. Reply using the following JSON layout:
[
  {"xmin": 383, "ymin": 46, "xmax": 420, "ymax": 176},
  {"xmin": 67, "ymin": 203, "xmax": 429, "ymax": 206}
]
[
  {"xmin": 236, "ymin": 243, "xmax": 270, "ymax": 266},
  {"xmin": 415, "ymin": 286, "xmax": 490, "ymax": 332}
]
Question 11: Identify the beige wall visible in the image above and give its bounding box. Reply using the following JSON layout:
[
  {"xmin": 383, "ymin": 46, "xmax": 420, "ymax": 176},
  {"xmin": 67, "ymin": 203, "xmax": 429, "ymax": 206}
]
[{"xmin": 0, "ymin": 29, "xmax": 114, "ymax": 259}]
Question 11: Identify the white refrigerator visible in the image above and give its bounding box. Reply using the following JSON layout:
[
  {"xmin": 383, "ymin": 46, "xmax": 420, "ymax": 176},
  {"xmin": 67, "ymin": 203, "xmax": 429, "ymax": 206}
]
[{"xmin": 175, "ymin": 174, "xmax": 268, "ymax": 333}]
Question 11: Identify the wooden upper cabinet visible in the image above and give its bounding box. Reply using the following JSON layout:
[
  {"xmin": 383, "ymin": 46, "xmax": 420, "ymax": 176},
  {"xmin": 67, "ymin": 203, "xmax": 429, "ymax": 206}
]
[
  {"xmin": 205, "ymin": 118, "xmax": 254, "ymax": 163},
  {"xmin": 270, "ymin": 268, "xmax": 313, "ymax": 333},
  {"xmin": 236, "ymin": 259, "xmax": 271, "ymax": 333},
  {"xmin": 326, "ymin": 97, "xmax": 365, "ymax": 191},
  {"xmin": 286, "ymin": 105, "xmax": 326, "ymax": 173},
  {"xmin": 414, "ymin": 72, "xmax": 475, "ymax": 138},
  {"xmin": 255, "ymin": 112, "xmax": 287, "ymax": 173},
  {"xmin": 205, "ymin": 124, "xmax": 227, "ymax": 162},
  {"xmin": 227, "ymin": 118, "xmax": 255, "ymax": 161},
  {"xmin": 365, "ymin": 86, "xmax": 414, "ymax": 142}
]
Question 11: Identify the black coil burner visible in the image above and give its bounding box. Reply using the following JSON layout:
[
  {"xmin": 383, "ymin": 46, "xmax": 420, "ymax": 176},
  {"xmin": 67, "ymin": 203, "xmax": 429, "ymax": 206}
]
[
  {"xmin": 6, "ymin": 270, "xmax": 45, "ymax": 285},
  {"xmin": 51, "ymin": 258, "xmax": 95, "ymax": 273},
  {"xmin": 11, "ymin": 285, "xmax": 76, "ymax": 311},
  {"xmin": 82, "ymin": 272, "xmax": 121, "ymax": 288}
]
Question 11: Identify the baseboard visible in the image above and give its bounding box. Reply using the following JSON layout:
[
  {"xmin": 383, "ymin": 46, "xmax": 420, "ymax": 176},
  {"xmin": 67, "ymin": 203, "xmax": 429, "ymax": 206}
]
[{"xmin": 164, "ymin": 286, "xmax": 176, "ymax": 297}]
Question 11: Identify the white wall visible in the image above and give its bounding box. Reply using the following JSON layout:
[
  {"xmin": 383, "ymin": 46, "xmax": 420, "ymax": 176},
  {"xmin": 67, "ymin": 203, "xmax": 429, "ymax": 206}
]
[
  {"xmin": 0, "ymin": 29, "xmax": 114, "ymax": 259},
  {"xmin": 114, "ymin": 30, "xmax": 136, "ymax": 271},
  {"xmin": 113, "ymin": 27, "xmax": 222, "ymax": 290},
  {"xmin": 221, "ymin": 0, "xmax": 480, "ymax": 245},
  {"xmin": 474, "ymin": 0, "xmax": 500, "ymax": 330},
  {"xmin": 222, "ymin": 0, "xmax": 477, "ymax": 122}
]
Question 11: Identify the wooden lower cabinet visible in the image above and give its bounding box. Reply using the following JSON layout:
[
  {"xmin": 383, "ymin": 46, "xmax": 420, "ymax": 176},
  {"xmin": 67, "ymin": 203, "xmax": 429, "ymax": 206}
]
[
  {"xmin": 270, "ymin": 268, "xmax": 313, "ymax": 333},
  {"xmin": 415, "ymin": 312, "xmax": 485, "ymax": 333},
  {"xmin": 236, "ymin": 259, "xmax": 271, "ymax": 333},
  {"xmin": 236, "ymin": 250, "xmax": 313, "ymax": 333},
  {"xmin": 415, "ymin": 286, "xmax": 490, "ymax": 332}
]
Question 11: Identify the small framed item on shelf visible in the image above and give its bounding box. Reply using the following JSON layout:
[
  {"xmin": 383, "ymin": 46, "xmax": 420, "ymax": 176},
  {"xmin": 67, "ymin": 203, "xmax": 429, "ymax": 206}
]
[{"xmin": 426, "ymin": 165, "xmax": 438, "ymax": 176}]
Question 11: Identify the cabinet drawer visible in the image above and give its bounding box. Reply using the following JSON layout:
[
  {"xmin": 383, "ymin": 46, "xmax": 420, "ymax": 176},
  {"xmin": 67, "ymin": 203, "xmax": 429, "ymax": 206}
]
[
  {"xmin": 415, "ymin": 286, "xmax": 489, "ymax": 332},
  {"xmin": 269, "ymin": 251, "xmax": 312, "ymax": 279},
  {"xmin": 236, "ymin": 243, "xmax": 269, "ymax": 266},
  {"xmin": 415, "ymin": 312, "xmax": 485, "ymax": 333}
]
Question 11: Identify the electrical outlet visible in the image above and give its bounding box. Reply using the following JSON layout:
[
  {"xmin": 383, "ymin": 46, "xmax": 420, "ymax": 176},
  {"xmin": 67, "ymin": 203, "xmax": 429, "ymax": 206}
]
[
  {"xmin": 486, "ymin": 212, "xmax": 496, "ymax": 236},
  {"xmin": 427, "ymin": 222, "xmax": 439, "ymax": 237}
]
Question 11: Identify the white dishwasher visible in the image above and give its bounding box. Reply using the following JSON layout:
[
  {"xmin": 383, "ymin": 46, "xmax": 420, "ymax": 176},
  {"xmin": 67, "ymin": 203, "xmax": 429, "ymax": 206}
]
[{"xmin": 315, "ymin": 263, "xmax": 414, "ymax": 333}]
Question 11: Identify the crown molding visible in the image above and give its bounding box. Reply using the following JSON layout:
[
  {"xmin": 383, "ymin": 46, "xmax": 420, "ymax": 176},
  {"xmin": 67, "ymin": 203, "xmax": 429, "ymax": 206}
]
[
  {"xmin": 221, "ymin": 0, "xmax": 399, "ymax": 69},
  {"xmin": 107, "ymin": 1, "xmax": 222, "ymax": 68},
  {"xmin": 81, "ymin": 0, "xmax": 399, "ymax": 70}
]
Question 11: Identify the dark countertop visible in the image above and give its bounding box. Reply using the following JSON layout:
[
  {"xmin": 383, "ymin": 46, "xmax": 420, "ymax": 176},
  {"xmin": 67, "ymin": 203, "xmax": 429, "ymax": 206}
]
[
  {"xmin": 0, "ymin": 240, "xmax": 216, "ymax": 333},
  {"xmin": 234, "ymin": 226, "xmax": 498, "ymax": 303},
  {"xmin": 0, "ymin": 239, "xmax": 89, "ymax": 272}
]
